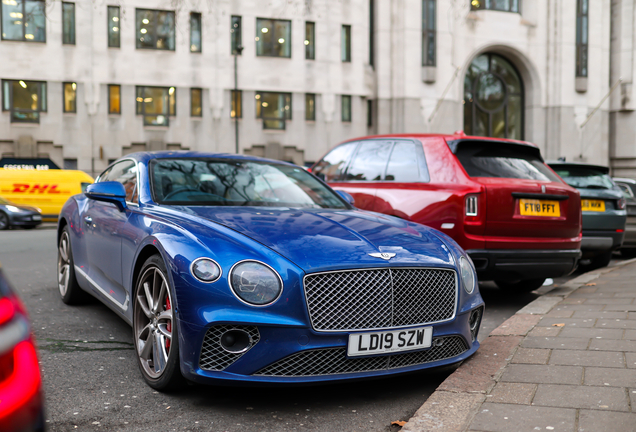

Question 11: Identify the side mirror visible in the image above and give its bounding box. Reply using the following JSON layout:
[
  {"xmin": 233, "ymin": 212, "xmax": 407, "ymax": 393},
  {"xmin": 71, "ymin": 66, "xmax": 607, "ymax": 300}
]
[
  {"xmin": 85, "ymin": 181, "xmax": 127, "ymax": 211},
  {"xmin": 335, "ymin": 190, "xmax": 355, "ymax": 206}
]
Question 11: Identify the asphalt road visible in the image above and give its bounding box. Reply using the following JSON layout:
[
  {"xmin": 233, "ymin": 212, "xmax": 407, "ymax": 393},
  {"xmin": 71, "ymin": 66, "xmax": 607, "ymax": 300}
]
[{"xmin": 0, "ymin": 227, "xmax": 575, "ymax": 432}]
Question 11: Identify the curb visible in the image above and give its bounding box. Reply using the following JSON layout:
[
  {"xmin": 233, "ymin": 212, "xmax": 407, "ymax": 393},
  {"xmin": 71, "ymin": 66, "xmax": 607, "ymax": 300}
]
[{"xmin": 401, "ymin": 261, "xmax": 636, "ymax": 432}]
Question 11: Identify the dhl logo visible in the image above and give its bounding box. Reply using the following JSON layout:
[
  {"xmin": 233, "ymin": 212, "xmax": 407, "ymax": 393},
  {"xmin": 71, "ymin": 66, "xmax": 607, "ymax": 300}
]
[{"xmin": 6, "ymin": 184, "xmax": 64, "ymax": 194}]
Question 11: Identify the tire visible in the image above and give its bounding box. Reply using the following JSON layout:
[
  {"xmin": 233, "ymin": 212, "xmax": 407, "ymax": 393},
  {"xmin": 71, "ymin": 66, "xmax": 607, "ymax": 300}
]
[
  {"xmin": 133, "ymin": 255, "xmax": 184, "ymax": 391},
  {"xmin": 57, "ymin": 226, "xmax": 89, "ymax": 304},
  {"xmin": 0, "ymin": 212, "xmax": 9, "ymax": 230},
  {"xmin": 621, "ymin": 249, "xmax": 636, "ymax": 259},
  {"xmin": 495, "ymin": 278, "xmax": 546, "ymax": 293}
]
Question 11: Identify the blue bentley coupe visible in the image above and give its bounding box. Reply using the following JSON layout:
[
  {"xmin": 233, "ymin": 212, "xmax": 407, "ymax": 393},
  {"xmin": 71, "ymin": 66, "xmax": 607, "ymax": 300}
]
[{"xmin": 57, "ymin": 152, "xmax": 484, "ymax": 390}]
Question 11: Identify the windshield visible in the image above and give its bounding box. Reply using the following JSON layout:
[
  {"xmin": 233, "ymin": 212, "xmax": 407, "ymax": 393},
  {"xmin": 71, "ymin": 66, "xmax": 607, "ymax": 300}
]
[
  {"xmin": 552, "ymin": 166, "xmax": 615, "ymax": 189},
  {"xmin": 151, "ymin": 158, "xmax": 348, "ymax": 209},
  {"xmin": 454, "ymin": 141, "xmax": 561, "ymax": 182}
]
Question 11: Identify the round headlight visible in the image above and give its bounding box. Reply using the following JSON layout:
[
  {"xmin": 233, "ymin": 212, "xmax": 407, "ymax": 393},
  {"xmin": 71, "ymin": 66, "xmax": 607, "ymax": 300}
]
[
  {"xmin": 230, "ymin": 261, "xmax": 282, "ymax": 306},
  {"xmin": 459, "ymin": 256, "xmax": 476, "ymax": 294},
  {"xmin": 191, "ymin": 258, "xmax": 221, "ymax": 283}
]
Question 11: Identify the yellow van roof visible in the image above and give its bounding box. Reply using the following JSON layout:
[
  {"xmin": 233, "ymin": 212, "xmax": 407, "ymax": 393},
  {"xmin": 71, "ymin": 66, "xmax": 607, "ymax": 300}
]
[{"xmin": 0, "ymin": 168, "xmax": 94, "ymax": 182}]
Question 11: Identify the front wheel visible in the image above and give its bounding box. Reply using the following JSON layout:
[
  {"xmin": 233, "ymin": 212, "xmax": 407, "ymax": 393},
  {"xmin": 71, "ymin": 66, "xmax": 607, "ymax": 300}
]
[
  {"xmin": 0, "ymin": 212, "xmax": 9, "ymax": 230},
  {"xmin": 495, "ymin": 278, "xmax": 546, "ymax": 294},
  {"xmin": 58, "ymin": 226, "xmax": 89, "ymax": 304},
  {"xmin": 133, "ymin": 255, "xmax": 184, "ymax": 391}
]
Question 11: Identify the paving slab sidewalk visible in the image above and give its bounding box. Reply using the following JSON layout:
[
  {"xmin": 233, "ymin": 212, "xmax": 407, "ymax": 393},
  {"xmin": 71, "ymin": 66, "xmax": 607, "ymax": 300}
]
[{"xmin": 402, "ymin": 259, "xmax": 636, "ymax": 432}]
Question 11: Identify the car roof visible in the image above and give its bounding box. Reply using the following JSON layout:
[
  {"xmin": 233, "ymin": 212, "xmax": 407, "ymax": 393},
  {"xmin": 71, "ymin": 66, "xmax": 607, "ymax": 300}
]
[
  {"xmin": 546, "ymin": 161, "xmax": 610, "ymax": 174},
  {"xmin": 118, "ymin": 151, "xmax": 300, "ymax": 167},
  {"xmin": 613, "ymin": 177, "xmax": 636, "ymax": 184},
  {"xmin": 338, "ymin": 132, "xmax": 537, "ymax": 147}
]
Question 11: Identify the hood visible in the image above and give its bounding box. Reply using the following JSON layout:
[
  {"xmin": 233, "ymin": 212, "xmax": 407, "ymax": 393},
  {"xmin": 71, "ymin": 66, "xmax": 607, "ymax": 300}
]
[{"xmin": 174, "ymin": 206, "xmax": 455, "ymax": 272}]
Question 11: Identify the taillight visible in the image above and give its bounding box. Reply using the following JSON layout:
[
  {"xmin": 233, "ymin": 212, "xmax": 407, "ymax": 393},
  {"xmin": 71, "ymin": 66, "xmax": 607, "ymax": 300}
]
[
  {"xmin": 0, "ymin": 298, "xmax": 15, "ymax": 326},
  {"xmin": 618, "ymin": 198, "xmax": 627, "ymax": 210},
  {"xmin": 465, "ymin": 195, "xmax": 479, "ymax": 217}
]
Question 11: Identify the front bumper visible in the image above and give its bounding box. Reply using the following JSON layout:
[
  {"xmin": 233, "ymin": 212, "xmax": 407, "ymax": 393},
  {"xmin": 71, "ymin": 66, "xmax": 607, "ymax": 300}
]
[
  {"xmin": 177, "ymin": 306, "xmax": 483, "ymax": 385},
  {"xmin": 8, "ymin": 213, "xmax": 42, "ymax": 228},
  {"xmin": 467, "ymin": 249, "xmax": 581, "ymax": 282}
]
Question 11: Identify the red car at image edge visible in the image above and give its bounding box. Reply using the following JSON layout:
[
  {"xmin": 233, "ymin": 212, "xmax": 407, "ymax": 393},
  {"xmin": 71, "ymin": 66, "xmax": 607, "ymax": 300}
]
[
  {"xmin": 311, "ymin": 133, "xmax": 582, "ymax": 293},
  {"xmin": 0, "ymin": 265, "xmax": 45, "ymax": 432}
]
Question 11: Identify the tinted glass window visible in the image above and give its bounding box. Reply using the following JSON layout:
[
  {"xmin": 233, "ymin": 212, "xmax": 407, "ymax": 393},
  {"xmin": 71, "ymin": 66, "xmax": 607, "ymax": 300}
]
[
  {"xmin": 312, "ymin": 142, "xmax": 357, "ymax": 182},
  {"xmin": 455, "ymin": 141, "xmax": 560, "ymax": 182},
  {"xmin": 346, "ymin": 141, "xmax": 392, "ymax": 181},
  {"xmin": 151, "ymin": 159, "xmax": 348, "ymax": 209},
  {"xmin": 101, "ymin": 160, "xmax": 138, "ymax": 203},
  {"xmin": 386, "ymin": 142, "xmax": 423, "ymax": 182},
  {"xmin": 552, "ymin": 166, "xmax": 615, "ymax": 190}
]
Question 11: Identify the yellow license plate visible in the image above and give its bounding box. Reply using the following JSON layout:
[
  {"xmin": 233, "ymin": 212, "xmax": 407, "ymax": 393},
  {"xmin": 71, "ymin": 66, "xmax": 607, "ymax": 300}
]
[
  {"xmin": 519, "ymin": 199, "xmax": 561, "ymax": 217},
  {"xmin": 581, "ymin": 199, "xmax": 605, "ymax": 212}
]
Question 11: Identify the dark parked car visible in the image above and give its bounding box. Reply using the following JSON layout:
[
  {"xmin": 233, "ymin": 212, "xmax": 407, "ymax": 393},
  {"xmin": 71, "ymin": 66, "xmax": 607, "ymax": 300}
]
[
  {"xmin": 612, "ymin": 177, "xmax": 636, "ymax": 257},
  {"xmin": 547, "ymin": 162, "xmax": 626, "ymax": 269},
  {"xmin": 0, "ymin": 196, "xmax": 42, "ymax": 230},
  {"xmin": 312, "ymin": 133, "xmax": 582, "ymax": 293},
  {"xmin": 0, "ymin": 265, "xmax": 45, "ymax": 431}
]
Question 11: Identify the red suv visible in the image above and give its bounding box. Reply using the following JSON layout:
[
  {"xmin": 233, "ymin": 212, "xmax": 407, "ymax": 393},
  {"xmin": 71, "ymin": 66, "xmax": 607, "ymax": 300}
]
[{"xmin": 312, "ymin": 133, "xmax": 582, "ymax": 292}]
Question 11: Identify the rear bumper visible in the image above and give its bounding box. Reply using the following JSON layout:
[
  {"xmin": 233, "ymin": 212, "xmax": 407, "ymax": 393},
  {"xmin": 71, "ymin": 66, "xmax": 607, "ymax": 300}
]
[
  {"xmin": 467, "ymin": 249, "xmax": 581, "ymax": 282},
  {"xmin": 581, "ymin": 230, "xmax": 624, "ymax": 253}
]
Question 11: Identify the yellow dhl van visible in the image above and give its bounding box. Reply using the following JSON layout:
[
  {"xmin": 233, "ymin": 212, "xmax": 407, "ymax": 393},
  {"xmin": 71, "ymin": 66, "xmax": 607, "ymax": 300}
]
[{"xmin": 0, "ymin": 168, "xmax": 94, "ymax": 221}]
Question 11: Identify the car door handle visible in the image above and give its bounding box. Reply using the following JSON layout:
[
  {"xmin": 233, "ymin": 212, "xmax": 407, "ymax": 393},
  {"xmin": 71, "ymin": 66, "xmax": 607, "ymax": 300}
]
[{"xmin": 84, "ymin": 216, "xmax": 93, "ymax": 226}]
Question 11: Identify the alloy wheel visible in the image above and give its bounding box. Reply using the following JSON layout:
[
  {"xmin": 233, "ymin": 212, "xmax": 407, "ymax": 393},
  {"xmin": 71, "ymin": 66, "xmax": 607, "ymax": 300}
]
[
  {"xmin": 57, "ymin": 231, "xmax": 71, "ymax": 296},
  {"xmin": 0, "ymin": 212, "xmax": 8, "ymax": 230},
  {"xmin": 134, "ymin": 266, "xmax": 174, "ymax": 379}
]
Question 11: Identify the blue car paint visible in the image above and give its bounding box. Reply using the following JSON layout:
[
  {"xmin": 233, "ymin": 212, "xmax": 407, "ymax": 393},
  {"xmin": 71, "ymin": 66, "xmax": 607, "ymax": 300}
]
[{"xmin": 58, "ymin": 151, "xmax": 485, "ymax": 385}]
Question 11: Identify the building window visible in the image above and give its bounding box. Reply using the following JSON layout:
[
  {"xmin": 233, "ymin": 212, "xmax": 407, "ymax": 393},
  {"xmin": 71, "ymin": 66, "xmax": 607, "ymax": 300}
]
[
  {"xmin": 107, "ymin": 6, "xmax": 120, "ymax": 47},
  {"xmin": 191, "ymin": 88, "xmax": 202, "ymax": 116},
  {"xmin": 367, "ymin": 99, "xmax": 373, "ymax": 127},
  {"xmin": 62, "ymin": 2, "xmax": 75, "ymax": 45},
  {"xmin": 341, "ymin": 25, "xmax": 351, "ymax": 62},
  {"xmin": 464, "ymin": 53, "xmax": 524, "ymax": 140},
  {"xmin": 342, "ymin": 95, "xmax": 352, "ymax": 122},
  {"xmin": 136, "ymin": 9, "xmax": 175, "ymax": 51},
  {"xmin": 63, "ymin": 82, "xmax": 76, "ymax": 113},
  {"xmin": 231, "ymin": 15, "xmax": 242, "ymax": 54},
  {"xmin": 136, "ymin": 86, "xmax": 176, "ymax": 126},
  {"xmin": 369, "ymin": 0, "xmax": 375, "ymax": 67},
  {"xmin": 190, "ymin": 12, "xmax": 202, "ymax": 53},
  {"xmin": 231, "ymin": 90, "xmax": 242, "ymax": 118},
  {"xmin": 576, "ymin": 0, "xmax": 588, "ymax": 77},
  {"xmin": 108, "ymin": 84, "xmax": 121, "ymax": 114},
  {"xmin": 64, "ymin": 159, "xmax": 78, "ymax": 170},
  {"xmin": 255, "ymin": 91, "xmax": 291, "ymax": 130},
  {"xmin": 2, "ymin": 80, "xmax": 47, "ymax": 123},
  {"xmin": 422, "ymin": 0, "xmax": 435, "ymax": 66},
  {"xmin": 256, "ymin": 18, "xmax": 291, "ymax": 58},
  {"xmin": 305, "ymin": 93, "xmax": 315, "ymax": 120},
  {"xmin": 1, "ymin": 0, "xmax": 46, "ymax": 42},
  {"xmin": 305, "ymin": 21, "xmax": 315, "ymax": 60},
  {"xmin": 470, "ymin": 0, "xmax": 520, "ymax": 12}
]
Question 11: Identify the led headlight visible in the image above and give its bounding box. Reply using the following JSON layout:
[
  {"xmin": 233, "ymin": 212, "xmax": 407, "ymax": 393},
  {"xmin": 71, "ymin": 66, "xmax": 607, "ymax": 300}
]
[
  {"xmin": 191, "ymin": 258, "xmax": 221, "ymax": 283},
  {"xmin": 5, "ymin": 205, "xmax": 20, "ymax": 213},
  {"xmin": 230, "ymin": 261, "xmax": 282, "ymax": 306},
  {"xmin": 459, "ymin": 256, "xmax": 476, "ymax": 294}
]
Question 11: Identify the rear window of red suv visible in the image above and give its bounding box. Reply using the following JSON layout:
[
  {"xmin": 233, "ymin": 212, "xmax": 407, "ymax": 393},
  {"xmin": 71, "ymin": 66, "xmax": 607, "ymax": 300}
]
[{"xmin": 450, "ymin": 140, "xmax": 561, "ymax": 182}]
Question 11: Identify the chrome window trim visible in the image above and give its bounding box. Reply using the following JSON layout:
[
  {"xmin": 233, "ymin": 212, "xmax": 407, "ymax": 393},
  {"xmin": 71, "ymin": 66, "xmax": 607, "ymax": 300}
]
[
  {"xmin": 190, "ymin": 257, "xmax": 223, "ymax": 284},
  {"xmin": 302, "ymin": 266, "xmax": 458, "ymax": 333},
  {"xmin": 228, "ymin": 259, "xmax": 284, "ymax": 307}
]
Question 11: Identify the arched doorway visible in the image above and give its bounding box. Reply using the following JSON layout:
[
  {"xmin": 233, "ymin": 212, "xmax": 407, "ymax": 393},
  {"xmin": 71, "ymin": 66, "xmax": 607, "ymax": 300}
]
[{"xmin": 464, "ymin": 53, "xmax": 524, "ymax": 140}]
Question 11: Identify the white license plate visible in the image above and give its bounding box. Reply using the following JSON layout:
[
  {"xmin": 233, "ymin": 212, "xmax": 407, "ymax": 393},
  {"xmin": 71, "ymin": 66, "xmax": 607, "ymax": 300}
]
[
  {"xmin": 32, "ymin": 215, "xmax": 41, "ymax": 221},
  {"xmin": 347, "ymin": 326, "xmax": 433, "ymax": 357}
]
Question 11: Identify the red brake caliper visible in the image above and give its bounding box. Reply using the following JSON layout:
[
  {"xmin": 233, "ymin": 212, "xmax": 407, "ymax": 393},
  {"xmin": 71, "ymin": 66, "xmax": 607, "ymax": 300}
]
[{"xmin": 165, "ymin": 296, "xmax": 172, "ymax": 351}]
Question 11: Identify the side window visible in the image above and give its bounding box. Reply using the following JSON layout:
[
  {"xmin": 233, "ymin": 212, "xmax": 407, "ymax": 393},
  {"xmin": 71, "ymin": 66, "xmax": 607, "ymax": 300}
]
[
  {"xmin": 385, "ymin": 142, "xmax": 428, "ymax": 182},
  {"xmin": 345, "ymin": 141, "xmax": 393, "ymax": 181},
  {"xmin": 100, "ymin": 160, "xmax": 139, "ymax": 203},
  {"xmin": 618, "ymin": 183, "xmax": 635, "ymax": 199},
  {"xmin": 313, "ymin": 142, "xmax": 357, "ymax": 182}
]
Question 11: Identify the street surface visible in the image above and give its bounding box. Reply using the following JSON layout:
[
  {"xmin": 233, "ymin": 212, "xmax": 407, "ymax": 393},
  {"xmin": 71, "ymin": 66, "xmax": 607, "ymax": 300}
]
[{"xmin": 0, "ymin": 227, "xmax": 594, "ymax": 431}]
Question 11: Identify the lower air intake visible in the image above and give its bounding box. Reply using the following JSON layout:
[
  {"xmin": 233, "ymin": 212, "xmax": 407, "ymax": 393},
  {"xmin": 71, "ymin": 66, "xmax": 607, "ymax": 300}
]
[{"xmin": 199, "ymin": 325, "xmax": 260, "ymax": 371}]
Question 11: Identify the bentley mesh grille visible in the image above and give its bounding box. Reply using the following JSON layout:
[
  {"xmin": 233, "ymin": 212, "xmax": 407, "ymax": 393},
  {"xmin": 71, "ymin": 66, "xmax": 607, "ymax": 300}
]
[
  {"xmin": 304, "ymin": 268, "xmax": 457, "ymax": 331},
  {"xmin": 199, "ymin": 325, "xmax": 260, "ymax": 371},
  {"xmin": 254, "ymin": 336, "xmax": 468, "ymax": 377}
]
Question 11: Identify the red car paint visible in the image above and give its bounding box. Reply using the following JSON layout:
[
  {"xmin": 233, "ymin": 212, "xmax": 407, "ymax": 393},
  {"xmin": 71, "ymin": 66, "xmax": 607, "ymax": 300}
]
[{"xmin": 313, "ymin": 133, "xmax": 582, "ymax": 284}]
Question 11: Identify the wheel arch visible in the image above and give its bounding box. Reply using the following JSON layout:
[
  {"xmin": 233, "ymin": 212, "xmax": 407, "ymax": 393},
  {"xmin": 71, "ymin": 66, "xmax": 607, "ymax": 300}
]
[{"xmin": 131, "ymin": 244, "xmax": 163, "ymax": 299}]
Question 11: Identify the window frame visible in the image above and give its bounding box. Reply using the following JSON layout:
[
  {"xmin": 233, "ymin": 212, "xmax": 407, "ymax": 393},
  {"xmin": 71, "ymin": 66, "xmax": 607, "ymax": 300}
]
[
  {"xmin": 107, "ymin": 5, "xmax": 120, "ymax": 48},
  {"xmin": 98, "ymin": 158, "xmax": 140, "ymax": 205},
  {"xmin": 341, "ymin": 24, "xmax": 351, "ymax": 62},
  {"xmin": 135, "ymin": 85, "xmax": 176, "ymax": 126},
  {"xmin": 422, "ymin": 0, "xmax": 436, "ymax": 66},
  {"xmin": 135, "ymin": 8, "xmax": 176, "ymax": 51},
  {"xmin": 305, "ymin": 93, "xmax": 316, "ymax": 121},
  {"xmin": 341, "ymin": 95, "xmax": 352, "ymax": 122},
  {"xmin": 305, "ymin": 21, "xmax": 315, "ymax": 60},
  {"xmin": 470, "ymin": 0, "xmax": 521, "ymax": 13},
  {"xmin": 575, "ymin": 0, "xmax": 588, "ymax": 77},
  {"xmin": 63, "ymin": 82, "xmax": 77, "ymax": 113},
  {"xmin": 231, "ymin": 15, "xmax": 242, "ymax": 54},
  {"xmin": 191, "ymin": 87, "xmax": 202, "ymax": 117},
  {"xmin": 1, "ymin": 79, "xmax": 47, "ymax": 123},
  {"xmin": 190, "ymin": 12, "xmax": 202, "ymax": 53},
  {"xmin": 1, "ymin": 0, "xmax": 46, "ymax": 42},
  {"xmin": 231, "ymin": 89, "xmax": 242, "ymax": 118},
  {"xmin": 108, "ymin": 84, "xmax": 121, "ymax": 115},
  {"xmin": 255, "ymin": 91, "xmax": 292, "ymax": 130},
  {"xmin": 255, "ymin": 17, "xmax": 292, "ymax": 58},
  {"xmin": 62, "ymin": 2, "xmax": 75, "ymax": 45}
]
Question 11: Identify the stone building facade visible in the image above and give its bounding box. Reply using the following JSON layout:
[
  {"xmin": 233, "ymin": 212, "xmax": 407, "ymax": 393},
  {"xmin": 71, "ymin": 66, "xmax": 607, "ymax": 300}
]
[{"xmin": 0, "ymin": 0, "xmax": 634, "ymax": 177}]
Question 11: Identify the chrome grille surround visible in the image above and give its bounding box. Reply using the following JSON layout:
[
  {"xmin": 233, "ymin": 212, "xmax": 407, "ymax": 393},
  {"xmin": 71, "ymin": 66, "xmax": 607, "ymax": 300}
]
[
  {"xmin": 199, "ymin": 325, "xmax": 260, "ymax": 371},
  {"xmin": 303, "ymin": 267, "xmax": 458, "ymax": 332},
  {"xmin": 254, "ymin": 335, "xmax": 468, "ymax": 377}
]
